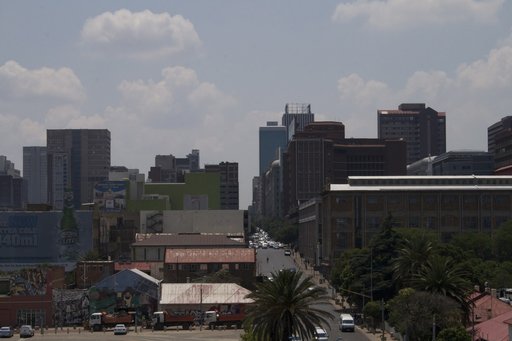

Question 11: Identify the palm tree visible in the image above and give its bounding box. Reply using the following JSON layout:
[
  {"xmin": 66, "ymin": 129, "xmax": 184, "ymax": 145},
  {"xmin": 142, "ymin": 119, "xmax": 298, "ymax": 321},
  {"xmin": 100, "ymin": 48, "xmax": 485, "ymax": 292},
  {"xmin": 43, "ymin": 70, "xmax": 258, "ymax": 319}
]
[
  {"xmin": 410, "ymin": 255, "xmax": 473, "ymax": 320},
  {"xmin": 393, "ymin": 234, "xmax": 433, "ymax": 287},
  {"xmin": 245, "ymin": 269, "xmax": 334, "ymax": 341}
]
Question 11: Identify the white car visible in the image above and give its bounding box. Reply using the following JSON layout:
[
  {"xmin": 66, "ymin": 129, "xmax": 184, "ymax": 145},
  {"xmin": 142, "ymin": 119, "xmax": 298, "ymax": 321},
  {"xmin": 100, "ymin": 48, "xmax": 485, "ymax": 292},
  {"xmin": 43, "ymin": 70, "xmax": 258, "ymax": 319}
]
[
  {"xmin": 113, "ymin": 324, "xmax": 128, "ymax": 335},
  {"xmin": 19, "ymin": 325, "xmax": 34, "ymax": 338},
  {"xmin": 0, "ymin": 326, "xmax": 14, "ymax": 338},
  {"xmin": 314, "ymin": 327, "xmax": 329, "ymax": 341}
]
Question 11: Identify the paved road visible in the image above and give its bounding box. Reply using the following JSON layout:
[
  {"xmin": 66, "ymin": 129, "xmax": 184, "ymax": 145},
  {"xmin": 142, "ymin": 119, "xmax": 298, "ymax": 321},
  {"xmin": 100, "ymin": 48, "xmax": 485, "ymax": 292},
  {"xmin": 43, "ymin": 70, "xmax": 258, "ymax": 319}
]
[
  {"xmin": 256, "ymin": 248, "xmax": 371, "ymax": 341},
  {"xmin": 10, "ymin": 328, "xmax": 242, "ymax": 341}
]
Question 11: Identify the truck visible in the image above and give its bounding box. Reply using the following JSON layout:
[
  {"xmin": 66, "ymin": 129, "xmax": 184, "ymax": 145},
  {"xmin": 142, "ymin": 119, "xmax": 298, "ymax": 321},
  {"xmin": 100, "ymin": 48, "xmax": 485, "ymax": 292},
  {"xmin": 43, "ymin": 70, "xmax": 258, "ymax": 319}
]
[
  {"xmin": 151, "ymin": 311, "xmax": 195, "ymax": 330},
  {"xmin": 89, "ymin": 312, "xmax": 134, "ymax": 331},
  {"xmin": 204, "ymin": 310, "xmax": 245, "ymax": 329}
]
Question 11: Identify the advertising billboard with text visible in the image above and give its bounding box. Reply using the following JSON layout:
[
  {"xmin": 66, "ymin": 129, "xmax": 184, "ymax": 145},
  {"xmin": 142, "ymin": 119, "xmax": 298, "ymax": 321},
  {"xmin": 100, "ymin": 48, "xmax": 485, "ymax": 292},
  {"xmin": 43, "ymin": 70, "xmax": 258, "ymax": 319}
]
[{"xmin": 0, "ymin": 211, "xmax": 92, "ymax": 269}]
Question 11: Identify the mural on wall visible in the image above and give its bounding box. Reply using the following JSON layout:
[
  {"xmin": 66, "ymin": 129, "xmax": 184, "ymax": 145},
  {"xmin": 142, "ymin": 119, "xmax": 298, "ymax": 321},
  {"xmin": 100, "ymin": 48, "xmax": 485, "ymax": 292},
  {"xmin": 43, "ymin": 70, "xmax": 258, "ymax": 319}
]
[
  {"xmin": 8, "ymin": 268, "xmax": 47, "ymax": 296},
  {"xmin": 53, "ymin": 289, "xmax": 89, "ymax": 326},
  {"xmin": 88, "ymin": 270, "xmax": 159, "ymax": 320}
]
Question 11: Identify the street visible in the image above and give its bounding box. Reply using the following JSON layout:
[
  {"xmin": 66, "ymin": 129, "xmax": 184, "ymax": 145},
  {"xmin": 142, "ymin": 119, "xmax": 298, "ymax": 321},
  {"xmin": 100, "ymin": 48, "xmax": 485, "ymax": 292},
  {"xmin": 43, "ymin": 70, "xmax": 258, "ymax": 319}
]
[
  {"xmin": 8, "ymin": 328, "xmax": 242, "ymax": 341},
  {"xmin": 256, "ymin": 247, "xmax": 372, "ymax": 341}
]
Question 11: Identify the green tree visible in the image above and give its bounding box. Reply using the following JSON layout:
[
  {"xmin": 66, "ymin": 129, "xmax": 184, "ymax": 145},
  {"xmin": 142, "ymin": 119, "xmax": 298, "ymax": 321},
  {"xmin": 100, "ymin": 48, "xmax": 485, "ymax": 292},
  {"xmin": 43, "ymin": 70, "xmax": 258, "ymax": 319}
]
[
  {"xmin": 393, "ymin": 232, "xmax": 433, "ymax": 287},
  {"xmin": 367, "ymin": 213, "xmax": 403, "ymax": 301},
  {"xmin": 362, "ymin": 301, "xmax": 381, "ymax": 331},
  {"xmin": 451, "ymin": 232, "xmax": 493, "ymax": 260},
  {"xmin": 388, "ymin": 289, "xmax": 462, "ymax": 341},
  {"xmin": 437, "ymin": 326, "xmax": 471, "ymax": 341},
  {"xmin": 494, "ymin": 220, "xmax": 512, "ymax": 261},
  {"xmin": 411, "ymin": 255, "xmax": 473, "ymax": 320},
  {"xmin": 245, "ymin": 269, "xmax": 334, "ymax": 341}
]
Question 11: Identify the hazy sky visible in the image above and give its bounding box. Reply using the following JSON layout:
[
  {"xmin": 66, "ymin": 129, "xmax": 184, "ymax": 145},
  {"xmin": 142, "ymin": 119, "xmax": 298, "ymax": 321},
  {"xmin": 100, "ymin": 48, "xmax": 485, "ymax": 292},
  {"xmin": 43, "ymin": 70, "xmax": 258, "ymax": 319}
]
[{"xmin": 1, "ymin": 1, "xmax": 511, "ymax": 208}]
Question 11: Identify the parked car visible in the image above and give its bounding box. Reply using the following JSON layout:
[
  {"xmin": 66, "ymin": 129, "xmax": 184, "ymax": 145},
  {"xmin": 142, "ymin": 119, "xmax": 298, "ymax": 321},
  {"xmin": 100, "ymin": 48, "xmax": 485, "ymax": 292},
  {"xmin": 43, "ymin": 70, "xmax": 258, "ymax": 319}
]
[
  {"xmin": 284, "ymin": 249, "xmax": 291, "ymax": 256},
  {"xmin": 113, "ymin": 324, "xmax": 128, "ymax": 335},
  {"xmin": 0, "ymin": 326, "xmax": 14, "ymax": 338},
  {"xmin": 19, "ymin": 325, "xmax": 34, "ymax": 338}
]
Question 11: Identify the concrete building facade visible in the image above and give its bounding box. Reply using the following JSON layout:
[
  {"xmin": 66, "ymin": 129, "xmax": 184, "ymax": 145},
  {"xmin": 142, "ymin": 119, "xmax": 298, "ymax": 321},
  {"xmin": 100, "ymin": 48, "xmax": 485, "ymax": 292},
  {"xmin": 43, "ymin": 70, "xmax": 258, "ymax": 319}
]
[
  {"xmin": 378, "ymin": 103, "xmax": 446, "ymax": 164},
  {"xmin": 23, "ymin": 146, "xmax": 47, "ymax": 204},
  {"xmin": 47, "ymin": 129, "xmax": 111, "ymax": 209},
  {"xmin": 283, "ymin": 121, "xmax": 406, "ymax": 216},
  {"xmin": 317, "ymin": 176, "xmax": 512, "ymax": 269}
]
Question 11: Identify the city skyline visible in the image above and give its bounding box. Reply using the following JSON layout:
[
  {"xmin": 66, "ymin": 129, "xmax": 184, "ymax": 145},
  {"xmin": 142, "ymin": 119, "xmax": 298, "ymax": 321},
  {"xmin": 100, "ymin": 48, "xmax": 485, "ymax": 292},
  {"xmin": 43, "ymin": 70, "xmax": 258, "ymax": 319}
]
[{"xmin": 1, "ymin": 1, "xmax": 512, "ymax": 208}]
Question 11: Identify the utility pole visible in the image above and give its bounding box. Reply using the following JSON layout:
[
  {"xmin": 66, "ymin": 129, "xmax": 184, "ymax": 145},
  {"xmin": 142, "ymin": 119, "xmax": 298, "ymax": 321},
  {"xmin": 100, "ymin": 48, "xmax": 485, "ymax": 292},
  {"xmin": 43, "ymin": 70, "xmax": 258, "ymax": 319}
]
[
  {"xmin": 432, "ymin": 315, "xmax": 436, "ymax": 341},
  {"xmin": 381, "ymin": 299, "xmax": 385, "ymax": 341}
]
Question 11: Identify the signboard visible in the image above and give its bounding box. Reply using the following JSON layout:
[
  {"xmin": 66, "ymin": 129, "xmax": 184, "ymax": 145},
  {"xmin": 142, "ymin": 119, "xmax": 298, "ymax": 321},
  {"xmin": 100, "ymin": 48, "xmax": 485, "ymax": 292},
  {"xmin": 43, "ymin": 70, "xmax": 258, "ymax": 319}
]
[
  {"xmin": 94, "ymin": 181, "xmax": 126, "ymax": 212},
  {"xmin": 0, "ymin": 212, "xmax": 93, "ymax": 268}
]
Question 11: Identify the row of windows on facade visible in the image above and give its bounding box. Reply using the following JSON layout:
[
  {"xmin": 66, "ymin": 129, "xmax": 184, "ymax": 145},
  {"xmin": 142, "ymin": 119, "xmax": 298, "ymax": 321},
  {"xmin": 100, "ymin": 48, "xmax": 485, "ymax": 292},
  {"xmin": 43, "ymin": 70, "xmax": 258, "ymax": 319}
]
[
  {"xmin": 166, "ymin": 263, "xmax": 252, "ymax": 271},
  {"xmin": 336, "ymin": 194, "xmax": 512, "ymax": 207}
]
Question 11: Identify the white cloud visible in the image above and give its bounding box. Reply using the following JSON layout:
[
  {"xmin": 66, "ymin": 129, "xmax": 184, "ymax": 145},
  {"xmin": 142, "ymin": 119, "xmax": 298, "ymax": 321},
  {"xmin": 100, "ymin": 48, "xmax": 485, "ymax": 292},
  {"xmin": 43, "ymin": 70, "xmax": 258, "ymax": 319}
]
[
  {"xmin": 0, "ymin": 61, "xmax": 85, "ymax": 102},
  {"xmin": 332, "ymin": 0, "xmax": 504, "ymax": 30},
  {"xmin": 113, "ymin": 66, "xmax": 235, "ymax": 123},
  {"xmin": 456, "ymin": 46, "xmax": 512, "ymax": 89},
  {"xmin": 81, "ymin": 9, "xmax": 201, "ymax": 59},
  {"xmin": 337, "ymin": 37, "xmax": 512, "ymax": 148}
]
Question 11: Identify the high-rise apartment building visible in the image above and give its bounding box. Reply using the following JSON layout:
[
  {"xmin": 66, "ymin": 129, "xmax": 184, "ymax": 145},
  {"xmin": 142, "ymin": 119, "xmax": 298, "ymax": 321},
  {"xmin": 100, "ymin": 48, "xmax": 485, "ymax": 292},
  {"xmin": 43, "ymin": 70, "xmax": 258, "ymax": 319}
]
[
  {"xmin": 488, "ymin": 116, "xmax": 512, "ymax": 171},
  {"xmin": 205, "ymin": 162, "xmax": 239, "ymax": 210},
  {"xmin": 47, "ymin": 129, "xmax": 111, "ymax": 209},
  {"xmin": 259, "ymin": 121, "xmax": 287, "ymax": 176},
  {"xmin": 23, "ymin": 146, "xmax": 47, "ymax": 204},
  {"xmin": 282, "ymin": 103, "xmax": 315, "ymax": 141},
  {"xmin": 378, "ymin": 103, "xmax": 446, "ymax": 164}
]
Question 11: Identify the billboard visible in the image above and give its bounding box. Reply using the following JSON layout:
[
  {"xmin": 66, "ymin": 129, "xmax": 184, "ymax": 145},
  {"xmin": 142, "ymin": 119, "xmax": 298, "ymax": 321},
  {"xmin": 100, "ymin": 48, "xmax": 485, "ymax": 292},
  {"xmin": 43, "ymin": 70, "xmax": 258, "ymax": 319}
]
[
  {"xmin": 94, "ymin": 181, "xmax": 126, "ymax": 212},
  {"xmin": 0, "ymin": 211, "xmax": 93, "ymax": 268}
]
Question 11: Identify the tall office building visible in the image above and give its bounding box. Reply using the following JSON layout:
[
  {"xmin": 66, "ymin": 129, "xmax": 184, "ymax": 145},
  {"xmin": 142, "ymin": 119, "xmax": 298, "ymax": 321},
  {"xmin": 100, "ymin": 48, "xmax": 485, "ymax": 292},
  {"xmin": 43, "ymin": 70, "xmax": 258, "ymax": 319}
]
[
  {"xmin": 205, "ymin": 162, "xmax": 239, "ymax": 209},
  {"xmin": 259, "ymin": 121, "xmax": 287, "ymax": 176},
  {"xmin": 47, "ymin": 129, "xmax": 111, "ymax": 209},
  {"xmin": 283, "ymin": 121, "xmax": 406, "ymax": 216},
  {"xmin": 281, "ymin": 103, "xmax": 315, "ymax": 141},
  {"xmin": 0, "ymin": 155, "xmax": 26, "ymax": 209},
  {"xmin": 149, "ymin": 150, "xmax": 200, "ymax": 183},
  {"xmin": 488, "ymin": 116, "xmax": 512, "ymax": 171},
  {"xmin": 378, "ymin": 103, "xmax": 446, "ymax": 164},
  {"xmin": 23, "ymin": 146, "xmax": 47, "ymax": 204}
]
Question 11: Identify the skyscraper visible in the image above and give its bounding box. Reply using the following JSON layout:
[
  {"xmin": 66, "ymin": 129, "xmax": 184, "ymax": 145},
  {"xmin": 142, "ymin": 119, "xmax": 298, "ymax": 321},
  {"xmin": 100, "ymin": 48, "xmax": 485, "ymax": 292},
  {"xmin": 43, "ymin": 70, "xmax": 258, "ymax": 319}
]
[
  {"xmin": 23, "ymin": 146, "xmax": 47, "ymax": 204},
  {"xmin": 378, "ymin": 103, "xmax": 446, "ymax": 164},
  {"xmin": 47, "ymin": 129, "xmax": 111, "ymax": 209},
  {"xmin": 259, "ymin": 121, "xmax": 287, "ymax": 176},
  {"xmin": 281, "ymin": 103, "xmax": 315, "ymax": 141}
]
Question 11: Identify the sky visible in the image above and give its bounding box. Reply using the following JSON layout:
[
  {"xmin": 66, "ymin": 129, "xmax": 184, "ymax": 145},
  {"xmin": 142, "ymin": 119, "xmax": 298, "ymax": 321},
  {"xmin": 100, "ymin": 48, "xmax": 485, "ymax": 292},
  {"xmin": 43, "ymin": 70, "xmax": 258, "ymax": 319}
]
[{"xmin": 1, "ymin": 0, "xmax": 512, "ymax": 209}]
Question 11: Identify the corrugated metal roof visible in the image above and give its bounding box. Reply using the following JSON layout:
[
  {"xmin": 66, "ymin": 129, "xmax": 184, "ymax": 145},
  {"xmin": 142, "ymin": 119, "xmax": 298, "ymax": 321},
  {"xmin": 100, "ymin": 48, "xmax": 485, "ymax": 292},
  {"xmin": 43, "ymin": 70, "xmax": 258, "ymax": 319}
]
[
  {"xmin": 133, "ymin": 234, "xmax": 245, "ymax": 247},
  {"xmin": 165, "ymin": 248, "xmax": 255, "ymax": 264},
  {"xmin": 160, "ymin": 283, "xmax": 254, "ymax": 305}
]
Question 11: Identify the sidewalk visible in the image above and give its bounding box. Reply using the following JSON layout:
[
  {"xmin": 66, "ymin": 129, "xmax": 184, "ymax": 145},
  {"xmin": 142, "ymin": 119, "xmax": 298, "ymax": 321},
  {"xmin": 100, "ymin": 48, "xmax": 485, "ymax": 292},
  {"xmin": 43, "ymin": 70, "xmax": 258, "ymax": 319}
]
[{"xmin": 292, "ymin": 251, "xmax": 394, "ymax": 341}]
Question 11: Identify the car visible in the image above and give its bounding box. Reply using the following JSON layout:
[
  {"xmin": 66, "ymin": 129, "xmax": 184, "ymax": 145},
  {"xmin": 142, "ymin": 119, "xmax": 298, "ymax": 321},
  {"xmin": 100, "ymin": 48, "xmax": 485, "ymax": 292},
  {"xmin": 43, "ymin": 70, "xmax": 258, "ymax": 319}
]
[
  {"xmin": 314, "ymin": 327, "xmax": 328, "ymax": 341},
  {"xmin": 19, "ymin": 325, "xmax": 34, "ymax": 338},
  {"xmin": 113, "ymin": 324, "xmax": 128, "ymax": 335},
  {"xmin": 284, "ymin": 249, "xmax": 291, "ymax": 256},
  {"xmin": 0, "ymin": 326, "xmax": 14, "ymax": 338}
]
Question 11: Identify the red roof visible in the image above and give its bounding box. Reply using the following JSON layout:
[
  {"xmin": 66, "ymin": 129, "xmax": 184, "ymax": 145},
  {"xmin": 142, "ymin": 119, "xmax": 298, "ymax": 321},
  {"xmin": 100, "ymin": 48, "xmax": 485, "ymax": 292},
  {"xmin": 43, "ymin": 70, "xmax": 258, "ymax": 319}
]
[
  {"xmin": 472, "ymin": 293, "xmax": 512, "ymax": 324},
  {"xmin": 165, "ymin": 248, "xmax": 255, "ymax": 264},
  {"xmin": 471, "ymin": 310, "xmax": 512, "ymax": 341}
]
